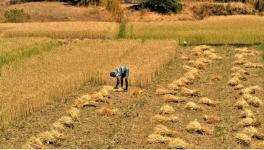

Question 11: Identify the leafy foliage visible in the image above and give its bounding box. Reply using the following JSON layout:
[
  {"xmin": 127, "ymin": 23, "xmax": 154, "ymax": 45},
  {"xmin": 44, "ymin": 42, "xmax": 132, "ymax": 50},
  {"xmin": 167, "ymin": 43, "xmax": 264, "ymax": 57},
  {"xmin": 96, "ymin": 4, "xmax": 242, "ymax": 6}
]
[
  {"xmin": 4, "ymin": 8, "xmax": 30, "ymax": 22},
  {"xmin": 139, "ymin": 0, "xmax": 183, "ymax": 14}
]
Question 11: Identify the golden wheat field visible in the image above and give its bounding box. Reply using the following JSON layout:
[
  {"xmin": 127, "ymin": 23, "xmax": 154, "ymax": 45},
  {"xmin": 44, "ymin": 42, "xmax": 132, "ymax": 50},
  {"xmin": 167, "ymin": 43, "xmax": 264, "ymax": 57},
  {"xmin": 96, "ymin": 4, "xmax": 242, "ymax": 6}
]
[
  {"xmin": 127, "ymin": 16, "xmax": 264, "ymax": 45},
  {"xmin": 0, "ymin": 1, "xmax": 264, "ymax": 148},
  {"xmin": 0, "ymin": 21, "xmax": 119, "ymax": 39},
  {"xmin": 0, "ymin": 39, "xmax": 176, "ymax": 129}
]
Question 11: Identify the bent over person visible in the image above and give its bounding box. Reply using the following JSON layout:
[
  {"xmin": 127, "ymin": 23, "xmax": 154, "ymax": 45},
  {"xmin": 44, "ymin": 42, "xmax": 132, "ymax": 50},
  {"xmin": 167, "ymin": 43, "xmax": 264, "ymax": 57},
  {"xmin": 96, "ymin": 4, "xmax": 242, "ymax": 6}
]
[{"xmin": 110, "ymin": 66, "xmax": 129, "ymax": 91}]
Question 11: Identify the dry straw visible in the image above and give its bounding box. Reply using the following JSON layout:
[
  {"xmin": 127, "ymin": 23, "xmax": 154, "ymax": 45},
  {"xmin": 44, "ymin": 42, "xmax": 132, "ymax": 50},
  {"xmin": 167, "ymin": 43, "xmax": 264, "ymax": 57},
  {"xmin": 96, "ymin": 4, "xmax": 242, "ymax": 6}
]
[
  {"xmin": 160, "ymin": 105, "xmax": 175, "ymax": 114},
  {"xmin": 152, "ymin": 114, "xmax": 179, "ymax": 123}
]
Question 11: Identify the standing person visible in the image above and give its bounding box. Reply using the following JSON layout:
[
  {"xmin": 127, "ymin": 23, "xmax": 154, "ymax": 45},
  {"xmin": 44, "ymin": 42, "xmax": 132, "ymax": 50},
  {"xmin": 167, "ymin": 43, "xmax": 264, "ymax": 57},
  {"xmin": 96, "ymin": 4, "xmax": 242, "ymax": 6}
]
[{"xmin": 110, "ymin": 66, "xmax": 129, "ymax": 91}]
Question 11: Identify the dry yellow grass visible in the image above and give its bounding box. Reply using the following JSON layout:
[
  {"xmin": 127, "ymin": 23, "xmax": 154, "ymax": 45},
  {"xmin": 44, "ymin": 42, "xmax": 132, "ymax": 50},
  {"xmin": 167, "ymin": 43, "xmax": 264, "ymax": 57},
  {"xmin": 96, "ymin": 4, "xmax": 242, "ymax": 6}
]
[
  {"xmin": 0, "ymin": 37, "xmax": 54, "ymax": 53},
  {"xmin": 0, "ymin": 21, "xmax": 119, "ymax": 39},
  {"xmin": 0, "ymin": 39, "xmax": 176, "ymax": 129},
  {"xmin": 127, "ymin": 16, "xmax": 264, "ymax": 45}
]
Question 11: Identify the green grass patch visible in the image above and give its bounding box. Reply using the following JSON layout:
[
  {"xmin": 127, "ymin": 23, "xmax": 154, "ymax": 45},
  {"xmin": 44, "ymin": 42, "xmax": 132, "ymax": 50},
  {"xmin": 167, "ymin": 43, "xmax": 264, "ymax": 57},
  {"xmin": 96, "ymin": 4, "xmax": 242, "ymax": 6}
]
[
  {"xmin": 0, "ymin": 40, "xmax": 62, "ymax": 70},
  {"xmin": 255, "ymin": 45, "xmax": 264, "ymax": 60},
  {"xmin": 116, "ymin": 21, "xmax": 126, "ymax": 39}
]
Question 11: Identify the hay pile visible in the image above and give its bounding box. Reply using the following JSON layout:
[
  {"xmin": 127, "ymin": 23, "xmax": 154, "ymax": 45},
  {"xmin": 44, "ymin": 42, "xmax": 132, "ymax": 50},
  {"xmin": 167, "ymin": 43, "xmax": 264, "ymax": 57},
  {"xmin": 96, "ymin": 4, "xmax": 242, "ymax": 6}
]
[
  {"xmin": 244, "ymin": 62, "xmax": 263, "ymax": 68},
  {"xmin": 96, "ymin": 106, "xmax": 119, "ymax": 116},
  {"xmin": 132, "ymin": 88, "xmax": 144, "ymax": 96},
  {"xmin": 186, "ymin": 120, "xmax": 205, "ymax": 134},
  {"xmin": 180, "ymin": 87, "xmax": 200, "ymax": 97},
  {"xmin": 156, "ymin": 88, "xmax": 175, "ymax": 95},
  {"xmin": 203, "ymin": 115, "xmax": 221, "ymax": 124},
  {"xmin": 58, "ymin": 116, "xmax": 74, "ymax": 128},
  {"xmin": 228, "ymin": 77, "xmax": 240, "ymax": 86},
  {"xmin": 240, "ymin": 86, "xmax": 262, "ymax": 95},
  {"xmin": 163, "ymin": 94, "xmax": 187, "ymax": 103},
  {"xmin": 234, "ymin": 84, "xmax": 244, "ymax": 90},
  {"xmin": 160, "ymin": 105, "xmax": 175, "ymax": 114},
  {"xmin": 68, "ymin": 107, "xmax": 80, "ymax": 121},
  {"xmin": 185, "ymin": 102, "xmax": 202, "ymax": 111},
  {"xmin": 168, "ymin": 138, "xmax": 188, "ymax": 149},
  {"xmin": 152, "ymin": 115, "xmax": 179, "ymax": 123},
  {"xmin": 235, "ymin": 133, "xmax": 252, "ymax": 146},
  {"xmin": 234, "ymin": 99, "xmax": 249, "ymax": 109},
  {"xmin": 237, "ymin": 118, "xmax": 254, "ymax": 127},
  {"xmin": 74, "ymin": 94, "xmax": 97, "ymax": 108},
  {"xmin": 198, "ymin": 97, "xmax": 216, "ymax": 107},
  {"xmin": 154, "ymin": 124, "xmax": 177, "ymax": 137},
  {"xmin": 240, "ymin": 109, "xmax": 254, "ymax": 119},
  {"xmin": 147, "ymin": 134, "xmax": 171, "ymax": 144}
]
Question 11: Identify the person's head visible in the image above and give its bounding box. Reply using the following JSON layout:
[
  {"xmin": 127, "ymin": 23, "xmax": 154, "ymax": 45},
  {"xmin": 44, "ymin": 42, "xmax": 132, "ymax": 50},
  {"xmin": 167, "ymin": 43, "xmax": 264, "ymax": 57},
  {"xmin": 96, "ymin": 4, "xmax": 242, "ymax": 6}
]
[{"xmin": 110, "ymin": 72, "xmax": 116, "ymax": 77}]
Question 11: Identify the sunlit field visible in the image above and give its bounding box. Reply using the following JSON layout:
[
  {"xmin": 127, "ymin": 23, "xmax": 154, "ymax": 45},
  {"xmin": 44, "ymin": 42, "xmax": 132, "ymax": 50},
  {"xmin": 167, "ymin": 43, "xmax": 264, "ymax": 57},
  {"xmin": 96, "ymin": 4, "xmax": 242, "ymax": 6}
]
[{"xmin": 127, "ymin": 16, "xmax": 264, "ymax": 45}]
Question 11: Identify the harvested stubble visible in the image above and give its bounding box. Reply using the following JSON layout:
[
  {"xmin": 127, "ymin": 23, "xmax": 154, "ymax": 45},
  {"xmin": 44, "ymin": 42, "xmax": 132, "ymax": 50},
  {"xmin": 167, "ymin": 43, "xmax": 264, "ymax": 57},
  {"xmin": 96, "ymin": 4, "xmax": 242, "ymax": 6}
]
[
  {"xmin": 0, "ymin": 40, "xmax": 177, "ymax": 128},
  {"xmin": 185, "ymin": 102, "xmax": 202, "ymax": 111},
  {"xmin": 167, "ymin": 83, "xmax": 180, "ymax": 90},
  {"xmin": 163, "ymin": 94, "xmax": 187, "ymax": 103},
  {"xmin": 0, "ymin": 22, "xmax": 119, "ymax": 39},
  {"xmin": 96, "ymin": 106, "xmax": 119, "ymax": 116},
  {"xmin": 154, "ymin": 124, "xmax": 177, "ymax": 137},
  {"xmin": 198, "ymin": 97, "xmax": 217, "ymax": 107},
  {"xmin": 152, "ymin": 115, "xmax": 179, "ymax": 123},
  {"xmin": 160, "ymin": 105, "xmax": 175, "ymax": 114},
  {"xmin": 168, "ymin": 138, "xmax": 188, "ymax": 149},
  {"xmin": 91, "ymin": 92, "xmax": 107, "ymax": 103}
]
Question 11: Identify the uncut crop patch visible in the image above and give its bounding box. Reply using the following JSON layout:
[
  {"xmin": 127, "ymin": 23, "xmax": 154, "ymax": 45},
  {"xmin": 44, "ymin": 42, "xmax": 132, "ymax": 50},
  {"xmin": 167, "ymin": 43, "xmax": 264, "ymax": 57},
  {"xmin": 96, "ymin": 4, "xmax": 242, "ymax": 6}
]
[
  {"xmin": 127, "ymin": 16, "xmax": 264, "ymax": 45},
  {"xmin": 0, "ymin": 39, "xmax": 176, "ymax": 129},
  {"xmin": 0, "ymin": 22, "xmax": 119, "ymax": 39}
]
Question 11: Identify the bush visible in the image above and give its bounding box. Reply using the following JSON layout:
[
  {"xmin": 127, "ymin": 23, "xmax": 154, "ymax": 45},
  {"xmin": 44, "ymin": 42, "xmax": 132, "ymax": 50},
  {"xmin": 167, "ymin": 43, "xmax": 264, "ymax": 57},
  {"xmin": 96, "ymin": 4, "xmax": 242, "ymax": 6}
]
[
  {"xmin": 139, "ymin": 0, "xmax": 182, "ymax": 14},
  {"xmin": 4, "ymin": 8, "xmax": 30, "ymax": 23},
  {"xmin": 254, "ymin": 0, "xmax": 264, "ymax": 11}
]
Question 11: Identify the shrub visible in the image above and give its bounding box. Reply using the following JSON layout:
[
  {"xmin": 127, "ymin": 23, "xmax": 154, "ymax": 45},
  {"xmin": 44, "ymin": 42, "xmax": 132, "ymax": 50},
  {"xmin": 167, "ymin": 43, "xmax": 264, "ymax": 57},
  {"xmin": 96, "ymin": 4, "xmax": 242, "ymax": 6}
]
[
  {"xmin": 254, "ymin": 0, "xmax": 264, "ymax": 11},
  {"xmin": 4, "ymin": 8, "xmax": 30, "ymax": 23},
  {"xmin": 139, "ymin": 0, "xmax": 183, "ymax": 14}
]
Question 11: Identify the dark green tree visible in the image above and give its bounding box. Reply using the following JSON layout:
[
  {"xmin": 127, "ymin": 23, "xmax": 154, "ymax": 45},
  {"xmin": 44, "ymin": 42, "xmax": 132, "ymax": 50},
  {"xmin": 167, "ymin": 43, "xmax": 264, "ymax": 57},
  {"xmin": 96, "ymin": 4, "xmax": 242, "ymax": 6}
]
[{"xmin": 140, "ymin": 0, "xmax": 182, "ymax": 14}]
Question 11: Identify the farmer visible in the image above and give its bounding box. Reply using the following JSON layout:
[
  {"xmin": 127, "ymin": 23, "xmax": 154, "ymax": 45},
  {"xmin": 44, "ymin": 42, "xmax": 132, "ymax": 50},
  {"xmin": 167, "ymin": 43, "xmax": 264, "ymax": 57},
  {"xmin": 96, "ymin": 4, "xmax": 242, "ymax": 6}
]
[{"xmin": 110, "ymin": 66, "xmax": 129, "ymax": 91}]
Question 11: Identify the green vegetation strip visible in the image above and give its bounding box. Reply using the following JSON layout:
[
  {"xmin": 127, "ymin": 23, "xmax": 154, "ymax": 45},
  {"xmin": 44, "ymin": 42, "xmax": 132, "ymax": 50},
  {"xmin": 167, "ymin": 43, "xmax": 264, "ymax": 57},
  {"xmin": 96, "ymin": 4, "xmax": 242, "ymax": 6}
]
[
  {"xmin": 255, "ymin": 45, "xmax": 264, "ymax": 60},
  {"xmin": 0, "ymin": 41, "xmax": 62, "ymax": 69}
]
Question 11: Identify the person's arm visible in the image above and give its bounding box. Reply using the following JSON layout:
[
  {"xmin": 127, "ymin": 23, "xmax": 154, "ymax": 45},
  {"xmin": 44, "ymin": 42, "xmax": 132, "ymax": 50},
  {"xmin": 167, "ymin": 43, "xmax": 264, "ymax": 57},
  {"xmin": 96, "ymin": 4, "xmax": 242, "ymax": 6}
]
[{"xmin": 115, "ymin": 78, "xmax": 120, "ymax": 89}]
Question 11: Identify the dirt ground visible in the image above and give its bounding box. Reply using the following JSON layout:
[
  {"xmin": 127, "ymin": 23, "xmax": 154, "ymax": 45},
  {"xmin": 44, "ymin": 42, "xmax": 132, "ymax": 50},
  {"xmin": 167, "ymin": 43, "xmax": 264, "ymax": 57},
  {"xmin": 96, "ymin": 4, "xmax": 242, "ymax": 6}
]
[{"xmin": 0, "ymin": 46, "xmax": 263, "ymax": 148}]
